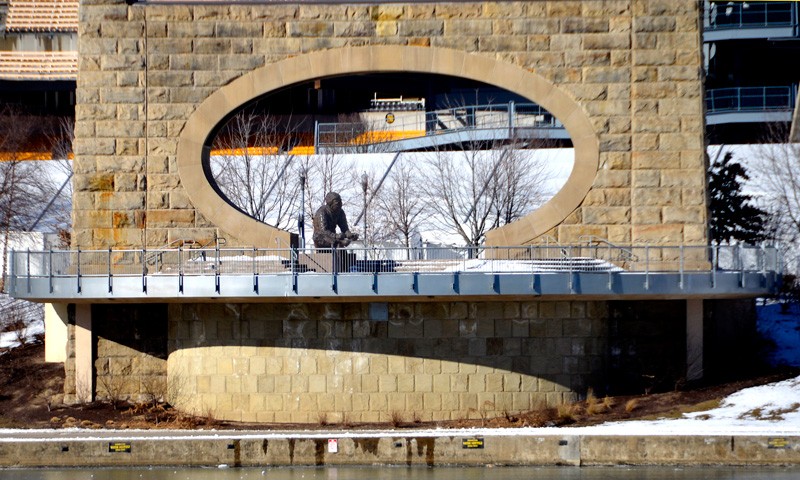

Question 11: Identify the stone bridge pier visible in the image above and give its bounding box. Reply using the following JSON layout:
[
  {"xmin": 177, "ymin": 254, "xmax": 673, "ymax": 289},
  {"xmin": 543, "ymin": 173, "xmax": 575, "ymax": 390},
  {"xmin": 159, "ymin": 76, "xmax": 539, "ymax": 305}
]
[{"xmin": 50, "ymin": 0, "xmax": 735, "ymax": 422}]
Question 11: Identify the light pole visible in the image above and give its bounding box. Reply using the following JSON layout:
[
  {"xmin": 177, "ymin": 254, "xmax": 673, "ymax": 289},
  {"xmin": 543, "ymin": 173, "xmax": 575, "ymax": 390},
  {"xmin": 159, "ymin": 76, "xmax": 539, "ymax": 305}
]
[{"xmin": 361, "ymin": 172, "xmax": 368, "ymax": 257}]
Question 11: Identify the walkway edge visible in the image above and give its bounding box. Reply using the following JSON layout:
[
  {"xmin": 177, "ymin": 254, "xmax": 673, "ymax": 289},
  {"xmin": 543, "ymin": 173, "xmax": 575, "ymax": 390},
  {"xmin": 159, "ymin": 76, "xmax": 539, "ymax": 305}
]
[{"xmin": 0, "ymin": 432, "xmax": 797, "ymax": 467}]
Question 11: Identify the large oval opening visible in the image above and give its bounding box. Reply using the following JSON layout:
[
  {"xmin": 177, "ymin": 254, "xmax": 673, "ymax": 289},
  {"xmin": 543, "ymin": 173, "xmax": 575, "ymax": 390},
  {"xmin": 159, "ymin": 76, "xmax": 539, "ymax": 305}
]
[
  {"xmin": 177, "ymin": 46, "xmax": 598, "ymax": 248},
  {"xmin": 207, "ymin": 72, "xmax": 575, "ymax": 248}
]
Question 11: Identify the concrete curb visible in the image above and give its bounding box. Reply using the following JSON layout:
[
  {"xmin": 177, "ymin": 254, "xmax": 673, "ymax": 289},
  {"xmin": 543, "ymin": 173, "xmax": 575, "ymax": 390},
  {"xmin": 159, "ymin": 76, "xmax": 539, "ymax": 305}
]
[{"xmin": 0, "ymin": 432, "xmax": 798, "ymax": 467}]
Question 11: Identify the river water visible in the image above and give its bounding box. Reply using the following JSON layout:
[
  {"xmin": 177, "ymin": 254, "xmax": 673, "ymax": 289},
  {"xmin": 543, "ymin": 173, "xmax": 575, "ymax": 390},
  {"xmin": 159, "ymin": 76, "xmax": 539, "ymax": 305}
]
[{"xmin": 1, "ymin": 466, "xmax": 799, "ymax": 480}]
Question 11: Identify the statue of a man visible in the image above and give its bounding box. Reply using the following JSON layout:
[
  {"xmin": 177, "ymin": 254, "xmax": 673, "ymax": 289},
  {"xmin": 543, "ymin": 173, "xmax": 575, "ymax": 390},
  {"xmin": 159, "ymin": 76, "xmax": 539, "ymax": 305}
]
[{"xmin": 312, "ymin": 192, "xmax": 359, "ymax": 248}]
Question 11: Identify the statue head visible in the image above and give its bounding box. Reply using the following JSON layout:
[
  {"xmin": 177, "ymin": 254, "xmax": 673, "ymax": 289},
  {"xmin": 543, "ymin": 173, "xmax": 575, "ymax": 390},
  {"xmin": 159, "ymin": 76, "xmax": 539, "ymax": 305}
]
[{"xmin": 324, "ymin": 192, "xmax": 342, "ymax": 213}]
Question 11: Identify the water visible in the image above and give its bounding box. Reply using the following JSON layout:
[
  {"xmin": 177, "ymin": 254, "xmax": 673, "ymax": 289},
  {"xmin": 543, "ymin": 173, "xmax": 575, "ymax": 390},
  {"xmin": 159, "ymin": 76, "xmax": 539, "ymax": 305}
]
[{"xmin": 1, "ymin": 466, "xmax": 799, "ymax": 480}]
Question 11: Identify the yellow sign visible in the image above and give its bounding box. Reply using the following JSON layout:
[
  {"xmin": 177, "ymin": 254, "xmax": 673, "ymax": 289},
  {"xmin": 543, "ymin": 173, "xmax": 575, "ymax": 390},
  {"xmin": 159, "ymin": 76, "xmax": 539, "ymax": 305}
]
[
  {"xmin": 108, "ymin": 442, "xmax": 132, "ymax": 453},
  {"xmin": 462, "ymin": 438, "xmax": 484, "ymax": 449},
  {"xmin": 385, "ymin": 113, "xmax": 395, "ymax": 124},
  {"xmin": 768, "ymin": 438, "xmax": 789, "ymax": 449}
]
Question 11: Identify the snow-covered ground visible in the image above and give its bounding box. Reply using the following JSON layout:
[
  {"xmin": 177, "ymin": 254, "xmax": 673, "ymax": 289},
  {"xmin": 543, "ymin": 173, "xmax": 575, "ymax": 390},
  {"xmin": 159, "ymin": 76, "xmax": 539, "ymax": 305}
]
[
  {"xmin": 0, "ymin": 316, "xmax": 42, "ymax": 350},
  {"xmin": 584, "ymin": 300, "xmax": 800, "ymax": 435}
]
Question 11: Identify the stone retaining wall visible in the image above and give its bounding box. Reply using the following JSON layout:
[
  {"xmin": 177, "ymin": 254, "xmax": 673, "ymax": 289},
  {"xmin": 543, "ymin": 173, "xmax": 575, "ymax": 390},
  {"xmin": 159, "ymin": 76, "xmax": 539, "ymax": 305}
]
[{"xmin": 1, "ymin": 433, "xmax": 798, "ymax": 467}]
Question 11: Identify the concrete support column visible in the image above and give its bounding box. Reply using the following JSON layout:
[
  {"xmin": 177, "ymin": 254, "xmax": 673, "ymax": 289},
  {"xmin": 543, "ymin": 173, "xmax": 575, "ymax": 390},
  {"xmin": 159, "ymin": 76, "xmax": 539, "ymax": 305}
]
[
  {"xmin": 74, "ymin": 304, "xmax": 94, "ymax": 402},
  {"xmin": 44, "ymin": 303, "xmax": 69, "ymax": 363},
  {"xmin": 686, "ymin": 299, "xmax": 703, "ymax": 381}
]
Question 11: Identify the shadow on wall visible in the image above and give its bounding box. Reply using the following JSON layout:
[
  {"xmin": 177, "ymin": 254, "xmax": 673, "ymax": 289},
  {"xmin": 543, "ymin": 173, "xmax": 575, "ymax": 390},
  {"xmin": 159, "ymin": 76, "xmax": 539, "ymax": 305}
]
[
  {"xmin": 161, "ymin": 300, "xmax": 688, "ymax": 397},
  {"xmin": 89, "ymin": 304, "xmax": 168, "ymax": 403},
  {"xmin": 81, "ymin": 300, "xmax": 702, "ymax": 407}
]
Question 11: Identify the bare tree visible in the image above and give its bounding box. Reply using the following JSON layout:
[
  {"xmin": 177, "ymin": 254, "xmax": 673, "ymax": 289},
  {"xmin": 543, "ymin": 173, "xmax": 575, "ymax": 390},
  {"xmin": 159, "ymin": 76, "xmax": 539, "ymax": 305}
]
[
  {"xmin": 419, "ymin": 136, "xmax": 551, "ymax": 249},
  {"xmin": 0, "ymin": 108, "xmax": 67, "ymax": 330},
  {"xmin": 418, "ymin": 144, "xmax": 498, "ymax": 248},
  {"xmin": 747, "ymin": 127, "xmax": 800, "ymax": 269},
  {"xmin": 211, "ymin": 110, "xmax": 359, "ymax": 242},
  {"xmin": 751, "ymin": 139, "xmax": 800, "ymax": 243},
  {"xmin": 370, "ymin": 157, "xmax": 427, "ymax": 248},
  {"xmin": 489, "ymin": 142, "xmax": 551, "ymax": 226},
  {"xmin": 210, "ymin": 111, "xmax": 304, "ymax": 229},
  {"xmin": 0, "ymin": 108, "xmax": 62, "ymax": 286},
  {"xmin": 32, "ymin": 116, "xmax": 74, "ymax": 238}
]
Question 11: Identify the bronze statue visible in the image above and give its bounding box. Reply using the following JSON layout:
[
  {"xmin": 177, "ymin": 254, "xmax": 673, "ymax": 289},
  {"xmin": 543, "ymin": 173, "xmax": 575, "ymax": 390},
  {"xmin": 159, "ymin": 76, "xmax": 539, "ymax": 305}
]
[{"xmin": 312, "ymin": 192, "xmax": 359, "ymax": 248}]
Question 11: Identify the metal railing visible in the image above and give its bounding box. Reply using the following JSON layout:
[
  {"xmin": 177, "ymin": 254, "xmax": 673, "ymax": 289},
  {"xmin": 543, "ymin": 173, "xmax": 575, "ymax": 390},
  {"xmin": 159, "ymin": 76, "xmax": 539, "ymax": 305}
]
[
  {"xmin": 705, "ymin": 1, "xmax": 796, "ymax": 30},
  {"xmin": 315, "ymin": 102, "xmax": 563, "ymax": 151},
  {"xmin": 8, "ymin": 244, "xmax": 780, "ymax": 279},
  {"xmin": 705, "ymin": 85, "xmax": 797, "ymax": 115}
]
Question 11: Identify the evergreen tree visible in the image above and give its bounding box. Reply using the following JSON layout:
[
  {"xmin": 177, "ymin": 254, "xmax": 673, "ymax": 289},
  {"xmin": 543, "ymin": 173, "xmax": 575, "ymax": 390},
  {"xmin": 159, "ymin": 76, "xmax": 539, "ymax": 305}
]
[{"xmin": 708, "ymin": 152, "xmax": 768, "ymax": 244}]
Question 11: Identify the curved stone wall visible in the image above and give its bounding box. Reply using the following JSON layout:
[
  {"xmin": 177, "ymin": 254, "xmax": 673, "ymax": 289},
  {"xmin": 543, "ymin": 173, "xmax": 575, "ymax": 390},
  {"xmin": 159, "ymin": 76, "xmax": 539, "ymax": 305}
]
[
  {"xmin": 167, "ymin": 301, "xmax": 609, "ymax": 423},
  {"xmin": 177, "ymin": 46, "xmax": 599, "ymax": 248}
]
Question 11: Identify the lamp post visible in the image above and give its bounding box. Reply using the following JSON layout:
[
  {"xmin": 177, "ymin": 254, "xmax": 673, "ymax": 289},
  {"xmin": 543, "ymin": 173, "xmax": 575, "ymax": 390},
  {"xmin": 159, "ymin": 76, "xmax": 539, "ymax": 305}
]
[{"xmin": 361, "ymin": 172, "xmax": 368, "ymax": 257}]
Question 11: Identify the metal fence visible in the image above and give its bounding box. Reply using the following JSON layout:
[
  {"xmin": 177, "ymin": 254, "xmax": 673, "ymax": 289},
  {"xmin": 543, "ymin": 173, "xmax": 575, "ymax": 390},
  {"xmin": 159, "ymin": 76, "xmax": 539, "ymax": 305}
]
[
  {"xmin": 315, "ymin": 102, "xmax": 562, "ymax": 151},
  {"xmin": 8, "ymin": 244, "xmax": 781, "ymax": 280},
  {"xmin": 705, "ymin": 86, "xmax": 797, "ymax": 115},
  {"xmin": 706, "ymin": 1, "xmax": 796, "ymax": 30}
]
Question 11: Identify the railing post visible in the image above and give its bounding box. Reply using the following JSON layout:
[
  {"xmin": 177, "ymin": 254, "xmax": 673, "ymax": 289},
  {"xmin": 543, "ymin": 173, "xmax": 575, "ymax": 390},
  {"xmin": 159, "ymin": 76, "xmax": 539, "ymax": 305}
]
[
  {"xmin": 48, "ymin": 248, "xmax": 53, "ymax": 294},
  {"xmin": 9, "ymin": 250, "xmax": 17, "ymax": 295},
  {"xmin": 331, "ymin": 247, "xmax": 337, "ymax": 292},
  {"xmin": 76, "ymin": 248, "xmax": 81, "ymax": 294},
  {"xmin": 107, "ymin": 248, "xmax": 112, "ymax": 293},
  {"xmin": 214, "ymin": 243, "xmax": 220, "ymax": 293},
  {"xmin": 737, "ymin": 87, "xmax": 742, "ymax": 112},
  {"xmin": 712, "ymin": 244, "xmax": 718, "ymax": 289},
  {"xmin": 142, "ymin": 248, "xmax": 147, "ymax": 293},
  {"xmin": 568, "ymin": 245, "xmax": 573, "ymax": 293},
  {"xmin": 253, "ymin": 247, "xmax": 258, "ymax": 293},
  {"xmin": 508, "ymin": 100, "xmax": 515, "ymax": 134},
  {"xmin": 178, "ymin": 246, "xmax": 184, "ymax": 294},
  {"xmin": 26, "ymin": 249, "xmax": 31, "ymax": 294},
  {"xmin": 740, "ymin": 244, "xmax": 746, "ymax": 289},
  {"xmin": 313, "ymin": 120, "xmax": 320, "ymax": 153},
  {"xmin": 644, "ymin": 246, "xmax": 649, "ymax": 291}
]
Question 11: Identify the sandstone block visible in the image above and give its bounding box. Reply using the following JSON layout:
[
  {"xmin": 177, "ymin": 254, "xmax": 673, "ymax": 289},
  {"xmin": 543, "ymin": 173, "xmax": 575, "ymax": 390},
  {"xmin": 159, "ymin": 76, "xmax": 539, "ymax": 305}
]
[
  {"xmin": 479, "ymin": 35, "xmax": 527, "ymax": 52},
  {"xmin": 375, "ymin": 21, "xmax": 398, "ymax": 36},
  {"xmin": 398, "ymin": 19, "xmax": 444, "ymax": 36}
]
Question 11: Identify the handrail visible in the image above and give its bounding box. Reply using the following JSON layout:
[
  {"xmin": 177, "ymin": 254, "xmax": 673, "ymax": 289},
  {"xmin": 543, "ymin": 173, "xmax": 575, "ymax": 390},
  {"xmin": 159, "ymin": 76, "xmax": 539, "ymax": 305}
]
[
  {"xmin": 705, "ymin": 1, "xmax": 796, "ymax": 31},
  {"xmin": 6, "ymin": 244, "xmax": 781, "ymax": 281},
  {"xmin": 578, "ymin": 235, "xmax": 639, "ymax": 262},
  {"xmin": 315, "ymin": 101, "xmax": 562, "ymax": 151},
  {"xmin": 145, "ymin": 236, "xmax": 223, "ymax": 266},
  {"xmin": 705, "ymin": 85, "xmax": 797, "ymax": 115}
]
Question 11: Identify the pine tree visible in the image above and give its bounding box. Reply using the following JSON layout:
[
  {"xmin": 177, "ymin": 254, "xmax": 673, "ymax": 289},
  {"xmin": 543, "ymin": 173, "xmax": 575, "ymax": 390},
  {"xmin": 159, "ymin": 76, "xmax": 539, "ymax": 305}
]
[{"xmin": 708, "ymin": 152, "xmax": 768, "ymax": 244}]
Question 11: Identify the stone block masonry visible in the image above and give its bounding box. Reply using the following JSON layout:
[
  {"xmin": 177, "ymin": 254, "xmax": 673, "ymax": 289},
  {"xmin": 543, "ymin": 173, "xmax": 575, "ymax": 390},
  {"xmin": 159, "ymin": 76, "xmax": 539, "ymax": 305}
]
[
  {"xmin": 166, "ymin": 300, "xmax": 610, "ymax": 423},
  {"xmin": 71, "ymin": 298, "xmax": 697, "ymax": 422},
  {"xmin": 68, "ymin": 0, "xmax": 709, "ymax": 427},
  {"xmin": 73, "ymin": 0, "xmax": 707, "ymax": 250}
]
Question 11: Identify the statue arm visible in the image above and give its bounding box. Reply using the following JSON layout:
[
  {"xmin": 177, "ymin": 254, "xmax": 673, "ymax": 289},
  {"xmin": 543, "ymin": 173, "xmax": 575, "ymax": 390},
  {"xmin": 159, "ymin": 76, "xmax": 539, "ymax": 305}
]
[{"xmin": 338, "ymin": 212, "xmax": 358, "ymax": 240}]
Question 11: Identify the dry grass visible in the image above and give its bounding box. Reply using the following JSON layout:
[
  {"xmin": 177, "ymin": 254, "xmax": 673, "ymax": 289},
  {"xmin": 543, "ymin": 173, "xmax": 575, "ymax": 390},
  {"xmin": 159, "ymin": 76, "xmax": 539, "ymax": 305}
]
[
  {"xmin": 557, "ymin": 403, "xmax": 581, "ymax": 422},
  {"xmin": 316, "ymin": 412, "xmax": 329, "ymax": 427},
  {"xmin": 739, "ymin": 402, "xmax": 800, "ymax": 421},
  {"xmin": 389, "ymin": 411, "xmax": 404, "ymax": 428},
  {"xmin": 585, "ymin": 389, "xmax": 610, "ymax": 415}
]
